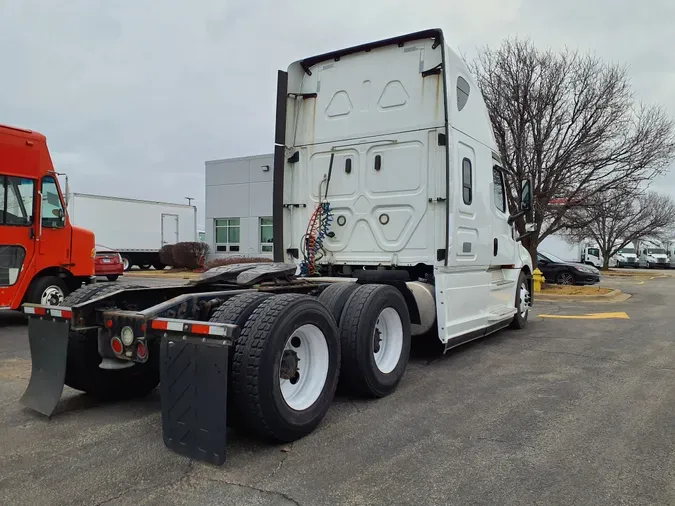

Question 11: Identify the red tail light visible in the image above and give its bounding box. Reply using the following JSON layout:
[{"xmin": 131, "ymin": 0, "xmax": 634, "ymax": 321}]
[
  {"xmin": 136, "ymin": 341, "xmax": 148, "ymax": 360},
  {"xmin": 111, "ymin": 337, "xmax": 123, "ymax": 354}
]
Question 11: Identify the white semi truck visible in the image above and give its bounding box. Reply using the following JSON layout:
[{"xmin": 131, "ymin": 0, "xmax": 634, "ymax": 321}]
[
  {"xmin": 20, "ymin": 30, "xmax": 534, "ymax": 465},
  {"xmin": 610, "ymin": 242, "xmax": 638, "ymax": 268},
  {"xmin": 67, "ymin": 193, "xmax": 198, "ymax": 270},
  {"xmin": 538, "ymin": 235, "xmax": 603, "ymax": 268},
  {"xmin": 637, "ymin": 239, "xmax": 670, "ymax": 268}
]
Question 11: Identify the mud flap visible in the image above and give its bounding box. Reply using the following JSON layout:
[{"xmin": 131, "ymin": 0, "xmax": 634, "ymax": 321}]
[
  {"xmin": 20, "ymin": 318, "xmax": 70, "ymax": 417},
  {"xmin": 160, "ymin": 335, "xmax": 229, "ymax": 465}
]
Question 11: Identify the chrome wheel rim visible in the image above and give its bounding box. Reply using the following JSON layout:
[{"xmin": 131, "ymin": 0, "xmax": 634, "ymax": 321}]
[
  {"xmin": 519, "ymin": 282, "xmax": 531, "ymax": 318},
  {"xmin": 41, "ymin": 285, "xmax": 64, "ymax": 306},
  {"xmin": 558, "ymin": 273, "xmax": 574, "ymax": 285}
]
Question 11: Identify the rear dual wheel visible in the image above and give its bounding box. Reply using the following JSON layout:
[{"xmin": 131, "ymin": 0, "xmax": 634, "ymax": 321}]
[
  {"xmin": 227, "ymin": 294, "xmax": 340, "ymax": 442},
  {"xmin": 337, "ymin": 284, "xmax": 411, "ymax": 398}
]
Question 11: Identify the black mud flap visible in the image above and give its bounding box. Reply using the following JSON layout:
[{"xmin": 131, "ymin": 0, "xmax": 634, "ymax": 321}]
[
  {"xmin": 20, "ymin": 318, "xmax": 69, "ymax": 417},
  {"xmin": 160, "ymin": 335, "xmax": 229, "ymax": 465}
]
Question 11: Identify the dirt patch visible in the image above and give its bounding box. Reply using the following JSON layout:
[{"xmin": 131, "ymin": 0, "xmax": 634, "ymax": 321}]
[
  {"xmin": 0, "ymin": 359, "xmax": 31, "ymax": 380},
  {"xmin": 541, "ymin": 284, "xmax": 612, "ymax": 296},
  {"xmin": 124, "ymin": 270, "xmax": 200, "ymax": 279}
]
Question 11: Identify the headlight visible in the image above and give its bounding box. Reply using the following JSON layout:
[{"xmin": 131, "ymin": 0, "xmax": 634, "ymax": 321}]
[
  {"xmin": 120, "ymin": 326, "xmax": 134, "ymax": 346},
  {"xmin": 576, "ymin": 265, "xmax": 596, "ymax": 274}
]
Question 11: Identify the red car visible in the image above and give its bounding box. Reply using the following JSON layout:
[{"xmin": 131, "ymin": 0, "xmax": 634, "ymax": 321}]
[{"xmin": 94, "ymin": 246, "xmax": 124, "ymax": 281}]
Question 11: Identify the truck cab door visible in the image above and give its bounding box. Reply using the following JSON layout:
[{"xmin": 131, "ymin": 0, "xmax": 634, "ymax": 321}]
[
  {"xmin": 37, "ymin": 175, "xmax": 71, "ymax": 268},
  {"xmin": 490, "ymin": 166, "xmax": 515, "ymax": 267},
  {"xmin": 0, "ymin": 176, "xmax": 37, "ymax": 308}
]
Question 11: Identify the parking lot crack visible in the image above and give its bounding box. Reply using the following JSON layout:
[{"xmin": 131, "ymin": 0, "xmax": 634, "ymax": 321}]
[{"xmin": 269, "ymin": 442, "xmax": 295, "ymax": 479}]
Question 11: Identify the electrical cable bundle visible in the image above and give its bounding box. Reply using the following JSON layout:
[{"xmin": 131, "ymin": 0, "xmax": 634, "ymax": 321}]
[
  {"xmin": 299, "ymin": 202, "xmax": 333, "ymax": 276},
  {"xmin": 299, "ymin": 153, "xmax": 335, "ymax": 276}
]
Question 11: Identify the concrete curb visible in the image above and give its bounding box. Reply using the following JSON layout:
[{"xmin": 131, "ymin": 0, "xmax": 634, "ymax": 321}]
[
  {"xmin": 535, "ymin": 288, "xmax": 631, "ymax": 303},
  {"xmin": 602, "ymin": 271, "xmax": 671, "ymax": 279}
]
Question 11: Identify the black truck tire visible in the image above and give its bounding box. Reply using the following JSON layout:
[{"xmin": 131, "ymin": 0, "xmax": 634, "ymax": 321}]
[
  {"xmin": 317, "ymin": 282, "xmax": 360, "ymax": 325},
  {"xmin": 510, "ymin": 271, "xmax": 531, "ymax": 330},
  {"xmin": 63, "ymin": 283, "xmax": 159, "ymax": 400},
  {"xmin": 208, "ymin": 291, "xmax": 272, "ymax": 426},
  {"xmin": 338, "ymin": 284, "xmax": 411, "ymax": 398},
  {"xmin": 121, "ymin": 255, "xmax": 133, "ymax": 271},
  {"xmin": 25, "ymin": 276, "xmax": 69, "ymax": 306},
  {"xmin": 230, "ymin": 294, "xmax": 340, "ymax": 442}
]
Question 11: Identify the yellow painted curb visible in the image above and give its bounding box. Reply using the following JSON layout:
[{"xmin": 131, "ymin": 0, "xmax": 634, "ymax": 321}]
[{"xmin": 536, "ymin": 289, "xmax": 631, "ymax": 303}]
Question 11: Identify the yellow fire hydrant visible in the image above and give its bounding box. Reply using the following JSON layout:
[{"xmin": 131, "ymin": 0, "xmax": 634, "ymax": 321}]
[{"xmin": 533, "ymin": 268, "xmax": 545, "ymax": 292}]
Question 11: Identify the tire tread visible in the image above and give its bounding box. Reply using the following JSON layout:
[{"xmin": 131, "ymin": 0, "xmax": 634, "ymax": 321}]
[
  {"xmin": 231, "ymin": 294, "xmax": 338, "ymax": 441},
  {"xmin": 338, "ymin": 284, "xmax": 411, "ymax": 397}
]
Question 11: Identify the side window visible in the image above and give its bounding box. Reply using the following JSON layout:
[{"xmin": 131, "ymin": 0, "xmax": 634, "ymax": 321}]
[
  {"xmin": 462, "ymin": 158, "xmax": 472, "ymax": 205},
  {"xmin": 1, "ymin": 176, "xmax": 35, "ymax": 226},
  {"xmin": 457, "ymin": 76, "xmax": 470, "ymax": 111},
  {"xmin": 493, "ymin": 167, "xmax": 506, "ymax": 213},
  {"xmin": 41, "ymin": 176, "xmax": 65, "ymax": 229}
]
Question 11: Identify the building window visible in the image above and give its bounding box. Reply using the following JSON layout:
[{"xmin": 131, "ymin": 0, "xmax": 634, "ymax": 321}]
[
  {"xmin": 457, "ymin": 76, "xmax": 470, "ymax": 111},
  {"xmin": 493, "ymin": 167, "xmax": 506, "ymax": 213},
  {"xmin": 462, "ymin": 158, "xmax": 472, "ymax": 205},
  {"xmin": 214, "ymin": 218, "xmax": 240, "ymax": 252},
  {"xmin": 260, "ymin": 217, "xmax": 273, "ymax": 253}
]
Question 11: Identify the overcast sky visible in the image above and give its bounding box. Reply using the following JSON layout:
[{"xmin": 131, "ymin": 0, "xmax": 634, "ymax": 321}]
[{"xmin": 1, "ymin": 0, "xmax": 673, "ymax": 228}]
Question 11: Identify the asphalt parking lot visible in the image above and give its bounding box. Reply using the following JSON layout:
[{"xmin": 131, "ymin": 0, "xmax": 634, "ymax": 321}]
[{"xmin": 1, "ymin": 273, "xmax": 675, "ymax": 506}]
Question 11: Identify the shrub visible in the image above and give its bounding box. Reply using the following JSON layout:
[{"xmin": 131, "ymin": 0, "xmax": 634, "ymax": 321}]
[
  {"xmin": 159, "ymin": 244, "xmax": 175, "ymax": 267},
  {"xmin": 171, "ymin": 242, "xmax": 210, "ymax": 270},
  {"xmin": 204, "ymin": 256, "xmax": 273, "ymax": 269}
]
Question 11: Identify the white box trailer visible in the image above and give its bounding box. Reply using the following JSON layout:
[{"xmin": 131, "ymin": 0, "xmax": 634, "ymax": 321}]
[
  {"xmin": 538, "ymin": 234, "xmax": 602, "ymax": 268},
  {"xmin": 67, "ymin": 193, "xmax": 197, "ymax": 270}
]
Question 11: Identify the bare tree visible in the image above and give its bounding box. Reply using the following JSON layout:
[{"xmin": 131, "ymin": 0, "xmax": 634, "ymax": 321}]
[
  {"xmin": 562, "ymin": 191, "xmax": 675, "ymax": 269},
  {"xmin": 470, "ymin": 39, "xmax": 675, "ymax": 261}
]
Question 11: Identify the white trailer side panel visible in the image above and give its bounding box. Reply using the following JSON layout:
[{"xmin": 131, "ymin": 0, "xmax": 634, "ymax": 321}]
[
  {"xmin": 68, "ymin": 193, "xmax": 196, "ymax": 252},
  {"xmin": 538, "ymin": 235, "xmax": 581, "ymax": 263}
]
